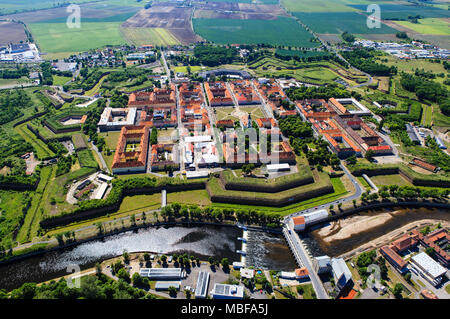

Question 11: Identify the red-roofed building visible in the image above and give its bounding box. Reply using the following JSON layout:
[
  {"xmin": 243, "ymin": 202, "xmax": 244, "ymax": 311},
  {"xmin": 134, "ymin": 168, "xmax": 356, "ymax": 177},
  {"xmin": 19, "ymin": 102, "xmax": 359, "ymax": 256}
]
[
  {"xmin": 380, "ymin": 246, "xmax": 408, "ymax": 273},
  {"xmin": 112, "ymin": 125, "xmax": 150, "ymax": 174}
]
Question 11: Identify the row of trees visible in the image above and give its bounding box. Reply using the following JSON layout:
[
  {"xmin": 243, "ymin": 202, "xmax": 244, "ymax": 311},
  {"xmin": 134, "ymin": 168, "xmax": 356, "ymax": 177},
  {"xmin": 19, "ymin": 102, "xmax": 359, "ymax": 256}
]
[
  {"xmin": 361, "ymin": 184, "xmax": 450, "ymax": 202},
  {"xmin": 159, "ymin": 202, "xmax": 282, "ymax": 228}
]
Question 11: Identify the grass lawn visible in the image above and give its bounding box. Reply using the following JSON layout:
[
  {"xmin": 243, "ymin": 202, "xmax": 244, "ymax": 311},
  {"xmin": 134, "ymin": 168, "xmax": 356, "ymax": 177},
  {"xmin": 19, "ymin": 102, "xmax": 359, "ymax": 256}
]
[
  {"xmin": 118, "ymin": 194, "xmax": 161, "ymax": 215},
  {"xmin": 369, "ymin": 174, "xmax": 411, "ymax": 187},
  {"xmin": 215, "ymin": 107, "xmax": 239, "ymax": 122},
  {"xmin": 239, "ymin": 106, "xmax": 265, "ymax": 118},
  {"xmin": 394, "ymin": 18, "xmax": 450, "ymax": 36},
  {"xmin": 173, "ymin": 66, "xmax": 202, "ymax": 73},
  {"xmin": 29, "ymin": 22, "xmax": 127, "ymax": 53},
  {"xmin": 445, "ymin": 283, "xmax": 450, "ymax": 294},
  {"xmin": 52, "ymin": 75, "xmax": 72, "ymax": 86},
  {"xmin": 167, "ymin": 190, "xmax": 212, "ymax": 207},
  {"xmin": 296, "ymin": 283, "xmax": 316, "ymax": 299},
  {"xmin": 357, "ymin": 176, "xmax": 371, "ymax": 191}
]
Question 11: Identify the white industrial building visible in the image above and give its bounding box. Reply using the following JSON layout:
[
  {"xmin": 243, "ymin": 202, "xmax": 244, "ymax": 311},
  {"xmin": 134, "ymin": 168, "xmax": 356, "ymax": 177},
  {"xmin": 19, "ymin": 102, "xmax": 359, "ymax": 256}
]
[
  {"xmin": 240, "ymin": 268, "xmax": 254, "ymax": 279},
  {"xmin": 139, "ymin": 268, "xmax": 185, "ymax": 280},
  {"xmin": 155, "ymin": 281, "xmax": 181, "ymax": 291},
  {"xmin": 289, "ymin": 209, "xmax": 329, "ymax": 231},
  {"xmin": 195, "ymin": 271, "xmax": 210, "ymax": 299},
  {"xmin": 331, "ymin": 258, "xmax": 353, "ymax": 291},
  {"xmin": 410, "ymin": 252, "xmax": 448, "ymax": 287},
  {"xmin": 210, "ymin": 284, "xmax": 244, "ymax": 299}
]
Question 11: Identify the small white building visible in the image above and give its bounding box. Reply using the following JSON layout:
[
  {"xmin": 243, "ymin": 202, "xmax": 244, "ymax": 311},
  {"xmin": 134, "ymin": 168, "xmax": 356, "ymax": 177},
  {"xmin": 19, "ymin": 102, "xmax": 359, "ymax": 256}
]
[
  {"xmin": 266, "ymin": 163, "xmax": 290, "ymax": 173},
  {"xmin": 210, "ymin": 284, "xmax": 244, "ymax": 299},
  {"xmin": 240, "ymin": 268, "xmax": 254, "ymax": 279},
  {"xmin": 232, "ymin": 262, "xmax": 244, "ymax": 269},
  {"xmin": 314, "ymin": 255, "xmax": 332, "ymax": 274}
]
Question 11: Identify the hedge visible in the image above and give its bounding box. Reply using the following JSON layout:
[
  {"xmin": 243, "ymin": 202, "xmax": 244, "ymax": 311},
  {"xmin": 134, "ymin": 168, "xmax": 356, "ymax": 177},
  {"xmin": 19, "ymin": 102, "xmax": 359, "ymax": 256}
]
[
  {"xmin": 220, "ymin": 164, "xmax": 314, "ymax": 193},
  {"xmin": 348, "ymin": 163, "xmax": 450, "ymax": 188},
  {"xmin": 207, "ymin": 171, "xmax": 334, "ymax": 207}
]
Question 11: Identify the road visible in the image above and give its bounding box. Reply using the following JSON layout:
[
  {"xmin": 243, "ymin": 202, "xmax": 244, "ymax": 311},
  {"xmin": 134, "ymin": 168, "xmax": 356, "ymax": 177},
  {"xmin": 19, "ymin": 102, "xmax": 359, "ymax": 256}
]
[
  {"xmin": 283, "ymin": 226, "xmax": 329, "ymax": 299},
  {"xmin": 160, "ymin": 50, "xmax": 171, "ymax": 84},
  {"xmin": 280, "ymin": 163, "xmax": 363, "ymax": 299}
]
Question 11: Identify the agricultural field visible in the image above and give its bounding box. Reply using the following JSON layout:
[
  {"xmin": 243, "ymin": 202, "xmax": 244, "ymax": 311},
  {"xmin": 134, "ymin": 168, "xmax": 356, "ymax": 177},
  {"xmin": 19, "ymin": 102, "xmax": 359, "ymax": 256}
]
[
  {"xmin": 122, "ymin": 4, "xmax": 201, "ymax": 44},
  {"xmin": 293, "ymin": 12, "xmax": 398, "ymax": 35},
  {"xmin": 393, "ymin": 18, "xmax": 450, "ymax": 36},
  {"xmin": 348, "ymin": 3, "xmax": 450, "ymax": 20},
  {"xmin": 281, "ymin": 0, "xmax": 358, "ymax": 12},
  {"xmin": 28, "ymin": 22, "xmax": 127, "ymax": 54},
  {"xmin": 193, "ymin": 17, "xmax": 320, "ymax": 47},
  {"xmin": 121, "ymin": 27, "xmax": 181, "ymax": 46},
  {"xmin": 173, "ymin": 66, "xmax": 203, "ymax": 73},
  {"xmin": 0, "ymin": 21, "xmax": 28, "ymax": 46}
]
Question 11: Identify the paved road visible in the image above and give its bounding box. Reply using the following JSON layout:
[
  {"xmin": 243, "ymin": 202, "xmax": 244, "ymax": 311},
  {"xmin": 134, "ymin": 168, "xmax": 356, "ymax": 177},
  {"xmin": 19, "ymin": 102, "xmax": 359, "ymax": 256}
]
[
  {"xmin": 283, "ymin": 163, "xmax": 363, "ymax": 224},
  {"xmin": 160, "ymin": 51, "xmax": 171, "ymax": 84},
  {"xmin": 283, "ymin": 225, "xmax": 329, "ymax": 299}
]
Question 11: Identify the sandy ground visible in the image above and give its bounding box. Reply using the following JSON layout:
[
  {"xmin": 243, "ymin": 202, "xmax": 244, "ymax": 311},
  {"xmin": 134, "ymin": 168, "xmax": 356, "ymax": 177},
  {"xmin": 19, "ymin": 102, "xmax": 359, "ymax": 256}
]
[
  {"xmin": 339, "ymin": 219, "xmax": 450, "ymax": 259},
  {"xmin": 318, "ymin": 212, "xmax": 395, "ymax": 242}
]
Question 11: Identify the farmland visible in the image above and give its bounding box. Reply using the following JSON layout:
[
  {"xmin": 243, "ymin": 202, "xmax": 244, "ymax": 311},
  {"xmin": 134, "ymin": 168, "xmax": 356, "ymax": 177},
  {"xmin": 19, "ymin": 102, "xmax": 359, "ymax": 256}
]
[
  {"xmin": 121, "ymin": 27, "xmax": 181, "ymax": 46},
  {"xmin": 28, "ymin": 22, "xmax": 127, "ymax": 54},
  {"xmin": 394, "ymin": 18, "xmax": 450, "ymax": 36},
  {"xmin": 0, "ymin": 21, "xmax": 28, "ymax": 46},
  {"xmin": 293, "ymin": 12, "xmax": 398, "ymax": 35},
  {"xmin": 193, "ymin": 17, "xmax": 320, "ymax": 47}
]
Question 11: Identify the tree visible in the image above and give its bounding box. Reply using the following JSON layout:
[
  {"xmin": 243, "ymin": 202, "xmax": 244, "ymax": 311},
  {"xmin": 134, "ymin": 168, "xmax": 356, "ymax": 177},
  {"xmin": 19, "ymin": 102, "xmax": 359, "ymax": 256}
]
[
  {"xmin": 185, "ymin": 289, "xmax": 191, "ymax": 299},
  {"xmin": 117, "ymin": 268, "xmax": 130, "ymax": 283},
  {"xmin": 160, "ymin": 255, "xmax": 167, "ymax": 263},
  {"xmin": 425, "ymin": 247, "xmax": 435, "ymax": 257},
  {"xmin": 123, "ymin": 250, "xmax": 130, "ymax": 264},
  {"xmin": 392, "ymin": 283, "xmax": 403, "ymax": 298},
  {"xmin": 168, "ymin": 286, "xmax": 177, "ymax": 297},
  {"xmin": 221, "ymin": 258, "xmax": 230, "ymax": 270},
  {"xmin": 365, "ymin": 149, "xmax": 375, "ymax": 162}
]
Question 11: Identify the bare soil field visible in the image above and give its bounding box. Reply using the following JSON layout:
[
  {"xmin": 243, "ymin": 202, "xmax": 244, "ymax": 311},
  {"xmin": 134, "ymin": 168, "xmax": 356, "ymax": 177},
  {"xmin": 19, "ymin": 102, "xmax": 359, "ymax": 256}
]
[
  {"xmin": 4, "ymin": 2, "xmax": 138, "ymax": 23},
  {"xmin": 318, "ymin": 33, "xmax": 342, "ymax": 45},
  {"xmin": 194, "ymin": 3, "xmax": 288, "ymax": 20},
  {"xmin": 194, "ymin": 10, "xmax": 276, "ymax": 20},
  {"xmin": 122, "ymin": 5, "xmax": 201, "ymax": 44},
  {"xmin": 0, "ymin": 21, "xmax": 27, "ymax": 46}
]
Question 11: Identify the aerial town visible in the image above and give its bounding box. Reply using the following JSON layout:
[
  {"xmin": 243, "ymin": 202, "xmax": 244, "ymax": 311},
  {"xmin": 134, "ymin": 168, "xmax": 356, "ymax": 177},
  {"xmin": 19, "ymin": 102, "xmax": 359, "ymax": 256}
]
[{"xmin": 0, "ymin": 0, "xmax": 448, "ymax": 306}]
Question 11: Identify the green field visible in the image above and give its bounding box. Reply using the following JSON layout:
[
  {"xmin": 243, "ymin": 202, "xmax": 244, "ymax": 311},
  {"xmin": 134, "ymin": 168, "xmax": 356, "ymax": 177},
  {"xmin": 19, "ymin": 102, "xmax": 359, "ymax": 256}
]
[
  {"xmin": 293, "ymin": 12, "xmax": 398, "ymax": 34},
  {"xmin": 173, "ymin": 66, "xmax": 203, "ymax": 73},
  {"xmin": 28, "ymin": 22, "xmax": 127, "ymax": 54},
  {"xmin": 370, "ymin": 174, "xmax": 412, "ymax": 187},
  {"xmin": 193, "ymin": 17, "xmax": 320, "ymax": 47},
  {"xmin": 52, "ymin": 75, "xmax": 72, "ymax": 86},
  {"xmin": 394, "ymin": 18, "xmax": 450, "ymax": 36},
  {"xmin": 282, "ymin": 0, "xmax": 358, "ymax": 12},
  {"xmin": 121, "ymin": 27, "xmax": 181, "ymax": 46}
]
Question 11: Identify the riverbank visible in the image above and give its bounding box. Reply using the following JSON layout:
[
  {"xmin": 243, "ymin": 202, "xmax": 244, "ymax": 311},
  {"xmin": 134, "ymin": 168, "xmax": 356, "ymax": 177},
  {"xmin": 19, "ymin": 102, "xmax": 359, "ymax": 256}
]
[
  {"xmin": 338, "ymin": 219, "xmax": 450, "ymax": 260},
  {"xmin": 308, "ymin": 207, "xmax": 450, "ymax": 257}
]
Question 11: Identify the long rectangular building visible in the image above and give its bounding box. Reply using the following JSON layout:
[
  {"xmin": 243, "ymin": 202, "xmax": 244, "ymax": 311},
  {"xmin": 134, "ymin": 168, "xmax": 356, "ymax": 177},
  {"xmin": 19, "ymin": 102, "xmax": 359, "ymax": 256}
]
[
  {"xmin": 195, "ymin": 271, "xmax": 210, "ymax": 299},
  {"xmin": 139, "ymin": 268, "xmax": 184, "ymax": 280}
]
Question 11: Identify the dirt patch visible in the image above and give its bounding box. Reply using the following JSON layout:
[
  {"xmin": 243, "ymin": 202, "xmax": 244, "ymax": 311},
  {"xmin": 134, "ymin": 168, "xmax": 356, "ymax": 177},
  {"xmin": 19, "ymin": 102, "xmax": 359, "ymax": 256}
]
[
  {"xmin": 4, "ymin": 2, "xmax": 139, "ymax": 23},
  {"xmin": 318, "ymin": 33, "xmax": 342, "ymax": 45},
  {"xmin": 0, "ymin": 21, "xmax": 27, "ymax": 46},
  {"xmin": 407, "ymin": 163, "xmax": 434, "ymax": 175},
  {"xmin": 122, "ymin": 5, "xmax": 201, "ymax": 44},
  {"xmin": 318, "ymin": 212, "xmax": 395, "ymax": 242},
  {"xmin": 194, "ymin": 10, "xmax": 276, "ymax": 20}
]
